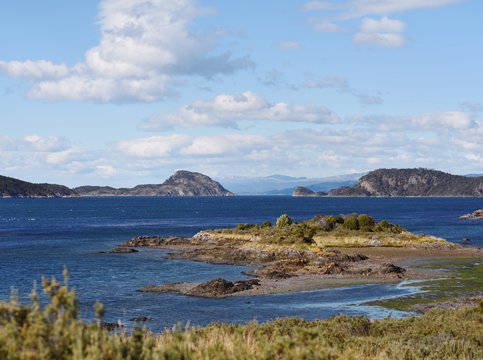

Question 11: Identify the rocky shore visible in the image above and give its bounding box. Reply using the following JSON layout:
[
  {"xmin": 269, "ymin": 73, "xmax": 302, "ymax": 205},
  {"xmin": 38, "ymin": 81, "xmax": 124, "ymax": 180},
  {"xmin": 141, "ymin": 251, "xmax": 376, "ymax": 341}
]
[
  {"xmin": 460, "ymin": 209, "xmax": 483, "ymax": 220},
  {"xmin": 119, "ymin": 223, "xmax": 481, "ymax": 298}
]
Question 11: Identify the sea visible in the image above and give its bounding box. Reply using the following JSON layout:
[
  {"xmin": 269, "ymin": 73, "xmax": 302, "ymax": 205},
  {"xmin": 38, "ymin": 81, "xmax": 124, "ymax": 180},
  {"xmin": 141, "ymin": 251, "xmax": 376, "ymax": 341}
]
[{"xmin": 0, "ymin": 196, "xmax": 482, "ymax": 332}]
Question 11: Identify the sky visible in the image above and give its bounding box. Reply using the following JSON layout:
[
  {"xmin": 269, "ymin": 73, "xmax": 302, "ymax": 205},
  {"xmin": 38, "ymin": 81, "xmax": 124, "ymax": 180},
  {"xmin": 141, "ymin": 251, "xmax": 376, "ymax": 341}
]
[{"xmin": 0, "ymin": 0, "xmax": 482, "ymax": 187}]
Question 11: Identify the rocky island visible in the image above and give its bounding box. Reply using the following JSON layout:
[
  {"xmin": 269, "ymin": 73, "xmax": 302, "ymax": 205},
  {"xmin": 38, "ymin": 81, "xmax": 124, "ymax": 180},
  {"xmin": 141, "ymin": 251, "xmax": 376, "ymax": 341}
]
[
  {"xmin": 292, "ymin": 186, "xmax": 327, "ymax": 197},
  {"xmin": 329, "ymin": 168, "xmax": 483, "ymax": 197},
  {"xmin": 118, "ymin": 213, "xmax": 481, "ymax": 298},
  {"xmin": 74, "ymin": 170, "xmax": 234, "ymax": 197},
  {"xmin": 460, "ymin": 209, "xmax": 483, "ymax": 220}
]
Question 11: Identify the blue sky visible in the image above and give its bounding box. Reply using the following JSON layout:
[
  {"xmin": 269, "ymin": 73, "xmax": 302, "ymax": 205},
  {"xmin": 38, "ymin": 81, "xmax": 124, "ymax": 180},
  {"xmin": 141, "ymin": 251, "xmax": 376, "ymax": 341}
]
[{"xmin": 1, "ymin": 0, "xmax": 482, "ymax": 187}]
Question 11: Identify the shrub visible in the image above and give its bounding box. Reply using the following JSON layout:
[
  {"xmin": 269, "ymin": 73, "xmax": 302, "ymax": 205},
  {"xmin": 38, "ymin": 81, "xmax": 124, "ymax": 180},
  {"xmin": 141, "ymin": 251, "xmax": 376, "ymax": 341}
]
[
  {"xmin": 276, "ymin": 214, "xmax": 293, "ymax": 228},
  {"xmin": 236, "ymin": 223, "xmax": 256, "ymax": 231},
  {"xmin": 261, "ymin": 221, "xmax": 272, "ymax": 228},
  {"xmin": 357, "ymin": 214, "xmax": 375, "ymax": 232},
  {"xmin": 342, "ymin": 216, "xmax": 359, "ymax": 230},
  {"xmin": 374, "ymin": 220, "xmax": 403, "ymax": 234},
  {"xmin": 291, "ymin": 223, "xmax": 316, "ymax": 244}
]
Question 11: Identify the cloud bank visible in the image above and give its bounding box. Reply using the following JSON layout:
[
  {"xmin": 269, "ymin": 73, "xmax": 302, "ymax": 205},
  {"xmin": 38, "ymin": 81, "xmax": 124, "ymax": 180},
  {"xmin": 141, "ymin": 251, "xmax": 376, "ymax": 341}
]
[{"xmin": 0, "ymin": 0, "xmax": 252, "ymax": 102}]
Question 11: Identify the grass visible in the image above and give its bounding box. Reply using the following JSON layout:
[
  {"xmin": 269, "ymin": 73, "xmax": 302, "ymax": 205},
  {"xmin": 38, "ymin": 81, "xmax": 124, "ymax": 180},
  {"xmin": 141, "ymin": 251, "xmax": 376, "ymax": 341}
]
[
  {"xmin": 204, "ymin": 213, "xmax": 454, "ymax": 249},
  {"xmin": 369, "ymin": 257, "xmax": 483, "ymax": 311},
  {"xmin": 1, "ymin": 271, "xmax": 482, "ymax": 359}
]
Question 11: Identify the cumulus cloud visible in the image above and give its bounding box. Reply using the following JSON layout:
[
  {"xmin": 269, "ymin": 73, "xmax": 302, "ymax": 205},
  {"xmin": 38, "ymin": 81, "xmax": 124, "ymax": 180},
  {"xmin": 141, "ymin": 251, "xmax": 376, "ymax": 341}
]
[
  {"xmin": 304, "ymin": 0, "xmax": 460, "ymax": 47},
  {"xmin": 353, "ymin": 17, "xmax": 406, "ymax": 47},
  {"xmin": 0, "ymin": 0, "xmax": 252, "ymax": 102},
  {"xmin": 141, "ymin": 91, "xmax": 339, "ymax": 130}
]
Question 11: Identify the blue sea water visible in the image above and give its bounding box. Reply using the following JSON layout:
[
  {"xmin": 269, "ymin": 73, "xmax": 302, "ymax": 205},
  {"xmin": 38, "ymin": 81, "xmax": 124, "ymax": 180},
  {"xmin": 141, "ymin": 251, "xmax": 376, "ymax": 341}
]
[{"xmin": 0, "ymin": 196, "xmax": 481, "ymax": 331}]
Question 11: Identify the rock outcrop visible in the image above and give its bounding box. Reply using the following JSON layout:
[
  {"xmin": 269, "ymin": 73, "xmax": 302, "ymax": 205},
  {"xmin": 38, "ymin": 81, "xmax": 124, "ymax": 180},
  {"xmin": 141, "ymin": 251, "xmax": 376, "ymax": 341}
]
[
  {"xmin": 292, "ymin": 186, "xmax": 327, "ymax": 197},
  {"xmin": 75, "ymin": 170, "xmax": 234, "ymax": 197},
  {"xmin": 329, "ymin": 168, "xmax": 483, "ymax": 197},
  {"xmin": 459, "ymin": 209, "xmax": 483, "ymax": 220},
  {"xmin": 0, "ymin": 175, "xmax": 77, "ymax": 198}
]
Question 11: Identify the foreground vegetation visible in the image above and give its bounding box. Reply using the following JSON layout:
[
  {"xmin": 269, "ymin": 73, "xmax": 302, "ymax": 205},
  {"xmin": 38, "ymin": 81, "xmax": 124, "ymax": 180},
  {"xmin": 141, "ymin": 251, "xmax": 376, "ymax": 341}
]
[
  {"xmin": 210, "ymin": 213, "xmax": 453, "ymax": 248},
  {"xmin": 1, "ymin": 271, "xmax": 482, "ymax": 359}
]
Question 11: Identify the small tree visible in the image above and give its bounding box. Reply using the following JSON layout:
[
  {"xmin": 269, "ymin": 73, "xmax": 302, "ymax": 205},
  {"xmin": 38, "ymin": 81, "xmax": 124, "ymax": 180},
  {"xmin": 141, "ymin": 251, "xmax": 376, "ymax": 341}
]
[{"xmin": 276, "ymin": 214, "xmax": 293, "ymax": 228}]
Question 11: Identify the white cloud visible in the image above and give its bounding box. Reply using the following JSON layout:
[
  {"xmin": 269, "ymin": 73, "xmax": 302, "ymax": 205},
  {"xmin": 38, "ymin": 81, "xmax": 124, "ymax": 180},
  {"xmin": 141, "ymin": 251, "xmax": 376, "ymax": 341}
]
[
  {"xmin": 141, "ymin": 91, "xmax": 339, "ymax": 130},
  {"xmin": 304, "ymin": 0, "xmax": 461, "ymax": 47},
  {"xmin": 0, "ymin": 0, "xmax": 252, "ymax": 103},
  {"xmin": 116, "ymin": 135, "xmax": 191, "ymax": 157},
  {"xmin": 277, "ymin": 41, "xmax": 301, "ymax": 50},
  {"xmin": 354, "ymin": 17, "xmax": 406, "ymax": 47},
  {"xmin": 0, "ymin": 60, "xmax": 69, "ymax": 79},
  {"xmin": 304, "ymin": 0, "xmax": 461, "ymax": 18},
  {"xmin": 181, "ymin": 134, "xmax": 267, "ymax": 156}
]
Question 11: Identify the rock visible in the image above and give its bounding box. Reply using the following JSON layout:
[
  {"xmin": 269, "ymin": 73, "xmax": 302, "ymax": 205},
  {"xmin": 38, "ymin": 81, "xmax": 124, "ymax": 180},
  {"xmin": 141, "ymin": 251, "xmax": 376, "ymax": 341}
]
[
  {"xmin": 100, "ymin": 321, "xmax": 123, "ymax": 330},
  {"xmin": 187, "ymin": 278, "xmax": 260, "ymax": 297},
  {"xmin": 377, "ymin": 263, "xmax": 406, "ymax": 275},
  {"xmin": 459, "ymin": 209, "xmax": 483, "ymax": 220},
  {"xmin": 121, "ymin": 235, "xmax": 192, "ymax": 247},
  {"xmin": 110, "ymin": 247, "xmax": 139, "ymax": 253},
  {"xmin": 129, "ymin": 316, "xmax": 152, "ymax": 322},
  {"xmin": 321, "ymin": 262, "xmax": 346, "ymax": 275}
]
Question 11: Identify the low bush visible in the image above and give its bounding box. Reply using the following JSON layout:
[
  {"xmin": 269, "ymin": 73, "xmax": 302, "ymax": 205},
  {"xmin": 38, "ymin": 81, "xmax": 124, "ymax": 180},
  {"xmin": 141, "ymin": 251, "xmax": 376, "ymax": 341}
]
[{"xmin": 1, "ymin": 273, "xmax": 482, "ymax": 359}]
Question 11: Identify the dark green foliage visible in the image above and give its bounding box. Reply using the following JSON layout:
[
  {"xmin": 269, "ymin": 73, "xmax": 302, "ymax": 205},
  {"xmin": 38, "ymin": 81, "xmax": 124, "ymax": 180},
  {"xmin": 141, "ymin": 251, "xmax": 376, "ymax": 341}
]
[
  {"xmin": 374, "ymin": 219, "xmax": 403, "ymax": 233},
  {"xmin": 261, "ymin": 221, "xmax": 272, "ymax": 228},
  {"xmin": 235, "ymin": 223, "xmax": 257, "ymax": 231},
  {"xmin": 342, "ymin": 215, "xmax": 359, "ymax": 230},
  {"xmin": 275, "ymin": 214, "xmax": 293, "ymax": 228},
  {"xmin": 357, "ymin": 214, "xmax": 375, "ymax": 232}
]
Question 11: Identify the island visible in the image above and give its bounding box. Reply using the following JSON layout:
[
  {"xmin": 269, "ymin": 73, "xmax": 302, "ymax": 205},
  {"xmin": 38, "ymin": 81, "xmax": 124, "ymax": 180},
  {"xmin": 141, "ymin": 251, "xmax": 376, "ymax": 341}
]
[
  {"xmin": 329, "ymin": 168, "xmax": 483, "ymax": 197},
  {"xmin": 460, "ymin": 209, "xmax": 483, "ymax": 220},
  {"xmin": 118, "ymin": 213, "xmax": 481, "ymax": 298},
  {"xmin": 292, "ymin": 186, "xmax": 327, "ymax": 197},
  {"xmin": 0, "ymin": 170, "xmax": 234, "ymax": 198},
  {"xmin": 0, "ymin": 175, "xmax": 77, "ymax": 198}
]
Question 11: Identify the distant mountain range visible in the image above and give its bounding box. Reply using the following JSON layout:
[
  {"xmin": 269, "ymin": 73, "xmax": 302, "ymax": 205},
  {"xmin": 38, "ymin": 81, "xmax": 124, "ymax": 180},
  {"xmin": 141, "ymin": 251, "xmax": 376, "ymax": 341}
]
[
  {"xmin": 329, "ymin": 168, "xmax": 483, "ymax": 197},
  {"xmin": 0, "ymin": 171, "xmax": 233, "ymax": 198},
  {"xmin": 218, "ymin": 173, "xmax": 364, "ymax": 195},
  {"xmin": 2, "ymin": 168, "xmax": 482, "ymax": 198}
]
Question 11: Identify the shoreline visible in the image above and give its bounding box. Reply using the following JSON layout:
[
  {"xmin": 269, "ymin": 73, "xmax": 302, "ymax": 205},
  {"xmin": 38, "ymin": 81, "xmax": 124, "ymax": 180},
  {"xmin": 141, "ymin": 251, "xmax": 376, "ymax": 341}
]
[{"xmin": 121, "ymin": 234, "xmax": 482, "ymax": 299}]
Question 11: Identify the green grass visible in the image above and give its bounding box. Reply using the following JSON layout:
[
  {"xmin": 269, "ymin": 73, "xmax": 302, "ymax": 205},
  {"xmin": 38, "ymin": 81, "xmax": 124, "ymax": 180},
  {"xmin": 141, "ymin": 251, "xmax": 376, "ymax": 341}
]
[
  {"xmin": 369, "ymin": 258, "xmax": 483, "ymax": 310},
  {"xmin": 1, "ymin": 271, "xmax": 483, "ymax": 359}
]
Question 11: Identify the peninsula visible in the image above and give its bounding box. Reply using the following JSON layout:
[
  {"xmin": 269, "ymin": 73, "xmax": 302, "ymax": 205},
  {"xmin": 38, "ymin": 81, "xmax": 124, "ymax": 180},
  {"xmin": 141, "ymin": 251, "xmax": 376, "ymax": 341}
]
[
  {"xmin": 329, "ymin": 168, "xmax": 483, "ymax": 197},
  {"xmin": 118, "ymin": 213, "xmax": 481, "ymax": 298}
]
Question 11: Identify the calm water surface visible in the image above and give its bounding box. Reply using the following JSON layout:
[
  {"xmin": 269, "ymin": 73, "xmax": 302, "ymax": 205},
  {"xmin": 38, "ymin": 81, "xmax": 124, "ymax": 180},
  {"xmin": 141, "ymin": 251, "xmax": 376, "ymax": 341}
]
[{"xmin": 0, "ymin": 197, "xmax": 481, "ymax": 331}]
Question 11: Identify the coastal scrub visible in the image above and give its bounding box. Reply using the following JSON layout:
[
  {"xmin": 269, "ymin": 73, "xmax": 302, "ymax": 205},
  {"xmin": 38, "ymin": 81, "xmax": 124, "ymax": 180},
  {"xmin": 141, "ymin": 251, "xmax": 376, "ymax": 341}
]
[{"xmin": 1, "ymin": 274, "xmax": 482, "ymax": 359}]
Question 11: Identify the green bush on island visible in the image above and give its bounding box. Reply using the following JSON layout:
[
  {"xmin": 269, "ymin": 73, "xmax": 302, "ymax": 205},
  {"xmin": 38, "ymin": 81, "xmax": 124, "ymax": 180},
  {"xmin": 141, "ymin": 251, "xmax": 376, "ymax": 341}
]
[
  {"xmin": 216, "ymin": 213, "xmax": 406, "ymax": 245},
  {"xmin": 1, "ymin": 272, "xmax": 482, "ymax": 359},
  {"xmin": 342, "ymin": 214, "xmax": 360, "ymax": 230},
  {"xmin": 275, "ymin": 214, "xmax": 293, "ymax": 228}
]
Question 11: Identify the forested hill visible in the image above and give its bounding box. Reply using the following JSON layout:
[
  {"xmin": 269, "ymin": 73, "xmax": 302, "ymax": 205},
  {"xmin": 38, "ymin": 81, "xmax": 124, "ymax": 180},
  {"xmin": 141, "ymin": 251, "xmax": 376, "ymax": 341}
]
[
  {"xmin": 329, "ymin": 168, "xmax": 483, "ymax": 197},
  {"xmin": 0, "ymin": 175, "xmax": 77, "ymax": 198}
]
